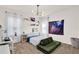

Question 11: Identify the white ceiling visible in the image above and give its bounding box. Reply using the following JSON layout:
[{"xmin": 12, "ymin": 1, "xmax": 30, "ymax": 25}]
[{"xmin": 0, "ymin": 5, "xmax": 79, "ymax": 16}]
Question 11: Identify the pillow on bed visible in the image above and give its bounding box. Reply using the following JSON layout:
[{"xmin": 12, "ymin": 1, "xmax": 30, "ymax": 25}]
[{"xmin": 27, "ymin": 33, "xmax": 40, "ymax": 37}]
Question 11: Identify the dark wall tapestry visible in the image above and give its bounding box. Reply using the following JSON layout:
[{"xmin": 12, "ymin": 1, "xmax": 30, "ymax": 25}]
[{"xmin": 49, "ymin": 20, "xmax": 64, "ymax": 35}]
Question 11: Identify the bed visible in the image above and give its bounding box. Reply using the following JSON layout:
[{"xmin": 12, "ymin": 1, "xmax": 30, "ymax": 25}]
[{"xmin": 29, "ymin": 35, "xmax": 48, "ymax": 46}]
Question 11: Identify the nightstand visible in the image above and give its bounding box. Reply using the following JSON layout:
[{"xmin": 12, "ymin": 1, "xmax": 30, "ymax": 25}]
[{"xmin": 20, "ymin": 35, "xmax": 27, "ymax": 43}]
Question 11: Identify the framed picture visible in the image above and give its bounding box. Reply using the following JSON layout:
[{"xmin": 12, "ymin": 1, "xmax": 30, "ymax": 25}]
[
  {"xmin": 30, "ymin": 17, "xmax": 35, "ymax": 22},
  {"xmin": 49, "ymin": 20, "xmax": 64, "ymax": 35}
]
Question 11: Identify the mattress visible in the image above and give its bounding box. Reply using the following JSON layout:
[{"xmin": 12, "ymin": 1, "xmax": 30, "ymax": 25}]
[{"xmin": 30, "ymin": 35, "xmax": 48, "ymax": 46}]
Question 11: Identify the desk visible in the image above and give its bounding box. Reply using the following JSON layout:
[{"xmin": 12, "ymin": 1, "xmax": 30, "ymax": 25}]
[
  {"xmin": 0, "ymin": 44, "xmax": 10, "ymax": 54},
  {"xmin": 0, "ymin": 41, "xmax": 13, "ymax": 54},
  {"xmin": 0, "ymin": 41, "xmax": 11, "ymax": 54}
]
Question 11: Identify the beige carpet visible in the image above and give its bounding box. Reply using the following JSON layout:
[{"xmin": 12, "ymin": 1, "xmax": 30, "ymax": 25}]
[{"xmin": 13, "ymin": 42, "xmax": 79, "ymax": 54}]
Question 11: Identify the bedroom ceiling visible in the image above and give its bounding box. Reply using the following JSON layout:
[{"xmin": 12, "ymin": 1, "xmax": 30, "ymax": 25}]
[{"xmin": 0, "ymin": 5, "xmax": 78, "ymax": 16}]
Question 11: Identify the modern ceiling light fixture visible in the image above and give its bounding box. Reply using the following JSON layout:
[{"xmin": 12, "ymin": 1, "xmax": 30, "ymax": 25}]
[
  {"xmin": 37, "ymin": 5, "xmax": 46, "ymax": 16},
  {"xmin": 36, "ymin": 5, "xmax": 40, "ymax": 16},
  {"xmin": 32, "ymin": 5, "xmax": 45, "ymax": 16},
  {"xmin": 32, "ymin": 5, "xmax": 40, "ymax": 16}
]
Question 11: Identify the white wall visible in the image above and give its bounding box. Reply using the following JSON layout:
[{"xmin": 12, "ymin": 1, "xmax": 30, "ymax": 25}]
[
  {"xmin": 1, "ymin": 6, "xmax": 79, "ymax": 45},
  {"xmin": 0, "ymin": 8, "xmax": 6, "ymax": 29},
  {"xmin": 49, "ymin": 7, "xmax": 79, "ymax": 45},
  {"xmin": 23, "ymin": 19, "xmax": 31, "ymax": 34},
  {"xmin": 0, "ymin": 8, "xmax": 5, "ymax": 42},
  {"xmin": 0, "ymin": 7, "xmax": 32, "ymax": 42}
]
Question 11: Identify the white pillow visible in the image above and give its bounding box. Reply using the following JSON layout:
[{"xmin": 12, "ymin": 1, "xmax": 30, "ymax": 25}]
[{"xmin": 27, "ymin": 33, "xmax": 40, "ymax": 37}]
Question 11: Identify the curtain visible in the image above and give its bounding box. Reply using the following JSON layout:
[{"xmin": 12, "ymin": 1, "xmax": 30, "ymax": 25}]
[{"xmin": 5, "ymin": 12, "xmax": 22, "ymax": 43}]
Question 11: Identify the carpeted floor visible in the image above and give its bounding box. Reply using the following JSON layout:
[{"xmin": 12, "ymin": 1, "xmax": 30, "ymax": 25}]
[{"xmin": 13, "ymin": 42, "xmax": 79, "ymax": 54}]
